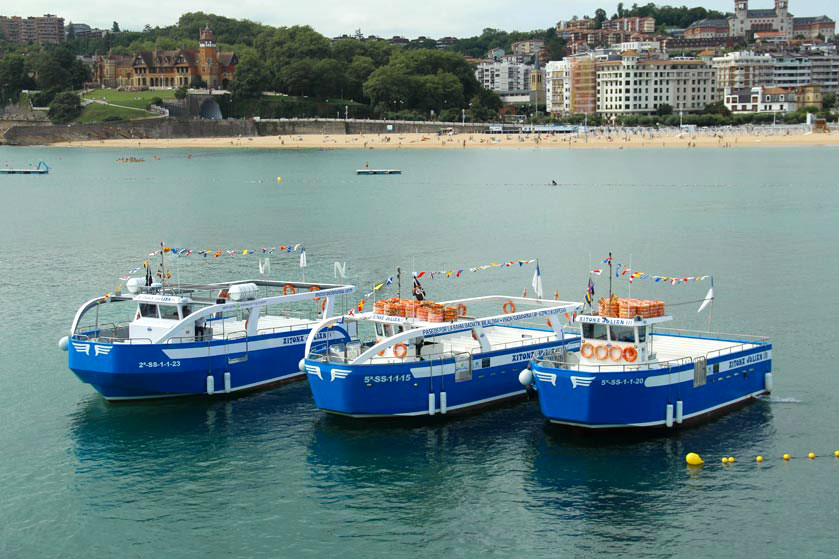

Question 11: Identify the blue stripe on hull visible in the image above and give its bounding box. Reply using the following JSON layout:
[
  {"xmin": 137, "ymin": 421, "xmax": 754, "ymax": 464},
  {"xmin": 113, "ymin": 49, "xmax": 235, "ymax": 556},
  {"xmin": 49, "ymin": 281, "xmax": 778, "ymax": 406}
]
[
  {"xmin": 532, "ymin": 346, "xmax": 772, "ymax": 428},
  {"xmin": 305, "ymin": 339, "xmax": 579, "ymax": 417},
  {"xmin": 68, "ymin": 329, "xmax": 339, "ymax": 400}
]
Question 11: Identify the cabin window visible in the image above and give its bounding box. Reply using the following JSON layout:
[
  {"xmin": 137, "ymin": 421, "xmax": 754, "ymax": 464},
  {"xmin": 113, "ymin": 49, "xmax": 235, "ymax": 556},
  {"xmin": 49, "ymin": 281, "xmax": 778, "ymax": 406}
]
[
  {"xmin": 637, "ymin": 328, "xmax": 647, "ymax": 343},
  {"xmin": 582, "ymin": 323, "xmax": 608, "ymax": 340},
  {"xmin": 610, "ymin": 326, "xmax": 636, "ymax": 343},
  {"xmin": 139, "ymin": 304, "xmax": 158, "ymax": 318},
  {"xmin": 375, "ymin": 323, "xmax": 383, "ymax": 337},
  {"xmin": 159, "ymin": 305, "xmax": 181, "ymax": 320}
]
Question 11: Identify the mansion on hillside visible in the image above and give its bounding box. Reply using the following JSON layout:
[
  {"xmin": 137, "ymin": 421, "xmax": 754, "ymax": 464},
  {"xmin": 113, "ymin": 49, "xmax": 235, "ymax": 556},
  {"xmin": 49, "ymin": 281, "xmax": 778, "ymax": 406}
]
[
  {"xmin": 685, "ymin": 0, "xmax": 835, "ymax": 40},
  {"xmin": 93, "ymin": 26, "xmax": 237, "ymax": 89}
]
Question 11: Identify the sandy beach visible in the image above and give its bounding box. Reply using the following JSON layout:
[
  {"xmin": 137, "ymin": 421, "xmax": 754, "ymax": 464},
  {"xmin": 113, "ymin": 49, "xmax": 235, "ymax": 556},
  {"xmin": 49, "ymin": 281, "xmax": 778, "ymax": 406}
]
[{"xmin": 52, "ymin": 128, "xmax": 839, "ymax": 150}]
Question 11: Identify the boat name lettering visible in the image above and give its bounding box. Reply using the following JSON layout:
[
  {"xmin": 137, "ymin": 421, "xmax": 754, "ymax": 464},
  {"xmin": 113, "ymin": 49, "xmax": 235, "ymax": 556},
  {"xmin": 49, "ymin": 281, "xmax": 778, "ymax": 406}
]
[
  {"xmin": 512, "ymin": 351, "xmax": 535, "ymax": 362},
  {"xmin": 727, "ymin": 352, "xmax": 767, "ymax": 369},
  {"xmin": 364, "ymin": 374, "xmax": 413, "ymax": 383},
  {"xmin": 577, "ymin": 315, "xmax": 637, "ymax": 326},
  {"xmin": 420, "ymin": 308, "xmax": 573, "ymax": 337},
  {"xmin": 138, "ymin": 360, "xmax": 181, "ymax": 368},
  {"xmin": 601, "ymin": 378, "xmax": 644, "ymax": 386}
]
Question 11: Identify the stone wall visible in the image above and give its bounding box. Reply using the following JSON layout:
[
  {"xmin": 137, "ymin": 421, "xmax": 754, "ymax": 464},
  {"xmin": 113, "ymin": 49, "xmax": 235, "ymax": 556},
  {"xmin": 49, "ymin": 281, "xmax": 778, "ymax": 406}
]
[
  {"xmin": 255, "ymin": 119, "xmax": 488, "ymax": 136},
  {"xmin": 2, "ymin": 118, "xmax": 257, "ymax": 146}
]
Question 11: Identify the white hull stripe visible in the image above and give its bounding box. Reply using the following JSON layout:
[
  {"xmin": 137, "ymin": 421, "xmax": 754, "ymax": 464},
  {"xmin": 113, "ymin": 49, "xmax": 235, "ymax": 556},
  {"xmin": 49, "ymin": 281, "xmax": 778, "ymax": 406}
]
[
  {"xmin": 547, "ymin": 389, "xmax": 766, "ymax": 428},
  {"xmin": 162, "ymin": 331, "xmax": 344, "ymax": 360}
]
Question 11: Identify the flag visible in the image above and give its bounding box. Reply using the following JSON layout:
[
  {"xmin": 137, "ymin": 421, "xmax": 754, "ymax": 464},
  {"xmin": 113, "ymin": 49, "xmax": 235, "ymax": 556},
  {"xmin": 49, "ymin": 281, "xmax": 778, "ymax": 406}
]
[
  {"xmin": 357, "ymin": 300, "xmax": 365, "ymax": 312},
  {"xmin": 299, "ymin": 248, "xmax": 307, "ymax": 268},
  {"xmin": 591, "ymin": 269, "xmax": 602, "ymax": 275},
  {"xmin": 584, "ymin": 277, "xmax": 594, "ymax": 305},
  {"xmin": 531, "ymin": 261, "xmax": 543, "ymax": 299},
  {"xmin": 385, "ymin": 276, "xmax": 393, "ymax": 285},
  {"xmin": 698, "ymin": 278, "xmax": 714, "ymax": 313},
  {"xmin": 413, "ymin": 274, "xmax": 426, "ymax": 301}
]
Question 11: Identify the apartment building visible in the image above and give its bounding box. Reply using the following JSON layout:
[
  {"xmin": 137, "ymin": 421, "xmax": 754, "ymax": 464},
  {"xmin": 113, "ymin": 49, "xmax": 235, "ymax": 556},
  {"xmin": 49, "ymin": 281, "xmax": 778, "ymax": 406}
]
[
  {"xmin": 712, "ymin": 51, "xmax": 775, "ymax": 97},
  {"xmin": 713, "ymin": 50, "xmax": 839, "ymax": 95},
  {"xmin": 475, "ymin": 61, "xmax": 531, "ymax": 94},
  {"xmin": 597, "ymin": 52, "xmax": 716, "ymax": 117},
  {"xmin": 602, "ymin": 16, "xmax": 656, "ymax": 33},
  {"xmin": 545, "ymin": 56, "xmax": 598, "ymax": 115},
  {"xmin": 0, "ymin": 13, "xmax": 64, "ymax": 44}
]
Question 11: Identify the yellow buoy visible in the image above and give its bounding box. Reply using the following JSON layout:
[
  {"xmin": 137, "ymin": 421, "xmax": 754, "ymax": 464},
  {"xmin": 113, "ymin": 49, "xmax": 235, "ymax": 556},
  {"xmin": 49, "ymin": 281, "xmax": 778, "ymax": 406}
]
[
  {"xmin": 756, "ymin": 456, "xmax": 764, "ymax": 463},
  {"xmin": 277, "ymin": 176, "xmax": 282, "ymax": 183},
  {"xmin": 835, "ymin": 451, "xmax": 839, "ymax": 458},
  {"xmin": 808, "ymin": 452, "xmax": 816, "ymax": 460},
  {"xmin": 685, "ymin": 452, "xmax": 704, "ymax": 466},
  {"xmin": 728, "ymin": 457, "xmax": 736, "ymax": 463},
  {"xmin": 783, "ymin": 454, "xmax": 791, "ymax": 461},
  {"xmin": 721, "ymin": 457, "xmax": 728, "ymax": 464}
]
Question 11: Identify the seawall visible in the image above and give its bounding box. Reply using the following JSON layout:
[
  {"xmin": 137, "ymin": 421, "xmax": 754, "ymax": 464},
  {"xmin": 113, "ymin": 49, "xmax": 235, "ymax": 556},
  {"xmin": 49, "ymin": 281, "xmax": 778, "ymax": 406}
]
[{"xmin": 2, "ymin": 118, "xmax": 489, "ymax": 146}]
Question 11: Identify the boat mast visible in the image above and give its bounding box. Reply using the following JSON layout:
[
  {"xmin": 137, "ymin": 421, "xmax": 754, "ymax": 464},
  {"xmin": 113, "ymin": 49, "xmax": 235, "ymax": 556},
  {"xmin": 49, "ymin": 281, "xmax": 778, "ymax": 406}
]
[
  {"xmin": 608, "ymin": 251, "xmax": 612, "ymax": 298},
  {"xmin": 159, "ymin": 242, "xmax": 166, "ymax": 289},
  {"xmin": 397, "ymin": 266, "xmax": 401, "ymax": 299}
]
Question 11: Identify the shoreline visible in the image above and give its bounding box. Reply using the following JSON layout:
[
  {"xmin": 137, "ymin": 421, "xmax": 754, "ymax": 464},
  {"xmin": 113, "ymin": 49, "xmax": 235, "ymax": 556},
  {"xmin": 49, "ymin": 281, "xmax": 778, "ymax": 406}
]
[{"xmin": 48, "ymin": 130, "xmax": 839, "ymax": 150}]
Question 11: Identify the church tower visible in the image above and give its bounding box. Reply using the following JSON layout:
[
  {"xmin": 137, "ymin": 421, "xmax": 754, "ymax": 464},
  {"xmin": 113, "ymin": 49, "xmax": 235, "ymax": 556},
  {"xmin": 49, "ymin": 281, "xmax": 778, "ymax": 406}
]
[
  {"xmin": 198, "ymin": 25, "xmax": 219, "ymax": 87},
  {"xmin": 775, "ymin": 0, "xmax": 790, "ymax": 34},
  {"xmin": 733, "ymin": 0, "xmax": 749, "ymax": 36}
]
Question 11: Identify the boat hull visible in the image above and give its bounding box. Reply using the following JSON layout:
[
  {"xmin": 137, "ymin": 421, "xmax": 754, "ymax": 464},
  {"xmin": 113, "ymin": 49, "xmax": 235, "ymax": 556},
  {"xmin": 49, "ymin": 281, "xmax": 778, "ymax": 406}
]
[
  {"xmin": 305, "ymin": 338, "xmax": 580, "ymax": 417},
  {"xmin": 69, "ymin": 329, "xmax": 345, "ymax": 400},
  {"xmin": 532, "ymin": 344, "xmax": 772, "ymax": 429}
]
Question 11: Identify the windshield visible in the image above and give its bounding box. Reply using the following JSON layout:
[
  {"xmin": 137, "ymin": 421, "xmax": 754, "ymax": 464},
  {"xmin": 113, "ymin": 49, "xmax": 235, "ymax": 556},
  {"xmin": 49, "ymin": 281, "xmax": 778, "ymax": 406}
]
[{"xmin": 582, "ymin": 323, "xmax": 608, "ymax": 340}]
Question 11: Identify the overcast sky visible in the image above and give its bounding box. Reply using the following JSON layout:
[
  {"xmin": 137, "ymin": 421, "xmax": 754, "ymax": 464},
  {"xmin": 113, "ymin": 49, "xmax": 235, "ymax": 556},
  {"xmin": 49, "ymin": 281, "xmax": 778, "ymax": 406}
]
[{"xmin": 4, "ymin": 0, "xmax": 838, "ymax": 38}]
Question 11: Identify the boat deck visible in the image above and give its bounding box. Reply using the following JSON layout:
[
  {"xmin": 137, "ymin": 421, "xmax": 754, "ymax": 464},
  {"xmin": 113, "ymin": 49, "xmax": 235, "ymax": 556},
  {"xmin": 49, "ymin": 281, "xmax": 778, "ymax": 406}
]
[
  {"xmin": 206, "ymin": 315, "xmax": 317, "ymax": 339},
  {"xmin": 650, "ymin": 332, "xmax": 764, "ymax": 363}
]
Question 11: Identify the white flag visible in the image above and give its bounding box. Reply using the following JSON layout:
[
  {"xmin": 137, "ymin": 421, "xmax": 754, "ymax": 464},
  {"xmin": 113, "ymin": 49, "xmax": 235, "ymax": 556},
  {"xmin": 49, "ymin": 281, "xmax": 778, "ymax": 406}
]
[
  {"xmin": 334, "ymin": 261, "xmax": 347, "ymax": 278},
  {"xmin": 697, "ymin": 286, "xmax": 714, "ymax": 313},
  {"xmin": 299, "ymin": 248, "xmax": 307, "ymax": 268},
  {"xmin": 531, "ymin": 261, "xmax": 543, "ymax": 299},
  {"xmin": 259, "ymin": 258, "xmax": 270, "ymax": 275}
]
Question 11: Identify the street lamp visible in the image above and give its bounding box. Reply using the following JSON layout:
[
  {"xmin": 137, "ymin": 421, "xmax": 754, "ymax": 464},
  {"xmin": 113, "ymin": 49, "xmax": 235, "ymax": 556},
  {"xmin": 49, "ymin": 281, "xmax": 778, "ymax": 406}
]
[
  {"xmin": 345, "ymin": 105, "xmax": 348, "ymax": 120},
  {"xmin": 462, "ymin": 108, "xmax": 465, "ymax": 126}
]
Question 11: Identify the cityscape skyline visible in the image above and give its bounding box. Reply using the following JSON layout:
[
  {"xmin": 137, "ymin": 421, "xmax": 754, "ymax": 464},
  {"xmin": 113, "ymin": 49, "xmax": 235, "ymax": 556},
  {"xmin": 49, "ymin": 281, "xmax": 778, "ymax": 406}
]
[{"xmin": 3, "ymin": 0, "xmax": 838, "ymax": 40}]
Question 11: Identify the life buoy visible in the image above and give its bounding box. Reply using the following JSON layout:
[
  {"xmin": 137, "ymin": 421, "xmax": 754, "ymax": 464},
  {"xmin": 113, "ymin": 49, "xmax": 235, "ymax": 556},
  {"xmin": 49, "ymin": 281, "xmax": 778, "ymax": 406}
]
[
  {"xmin": 321, "ymin": 299, "xmax": 327, "ymax": 313},
  {"xmin": 581, "ymin": 342, "xmax": 595, "ymax": 358},
  {"xmin": 218, "ymin": 289, "xmax": 229, "ymax": 299},
  {"xmin": 245, "ymin": 319, "xmax": 249, "ymax": 331},
  {"xmin": 546, "ymin": 318, "xmax": 552, "ymax": 328},
  {"xmin": 393, "ymin": 343, "xmax": 408, "ymax": 358},
  {"xmin": 503, "ymin": 301, "xmax": 516, "ymax": 314},
  {"xmin": 595, "ymin": 344, "xmax": 609, "ymax": 361},
  {"xmin": 309, "ymin": 286, "xmax": 321, "ymax": 301},
  {"xmin": 623, "ymin": 346, "xmax": 638, "ymax": 362},
  {"xmin": 283, "ymin": 284, "xmax": 296, "ymax": 295},
  {"xmin": 609, "ymin": 345, "xmax": 623, "ymax": 361},
  {"xmin": 457, "ymin": 303, "xmax": 468, "ymax": 317},
  {"xmin": 378, "ymin": 349, "xmax": 385, "ymax": 356},
  {"xmin": 472, "ymin": 329, "xmax": 479, "ymax": 341}
]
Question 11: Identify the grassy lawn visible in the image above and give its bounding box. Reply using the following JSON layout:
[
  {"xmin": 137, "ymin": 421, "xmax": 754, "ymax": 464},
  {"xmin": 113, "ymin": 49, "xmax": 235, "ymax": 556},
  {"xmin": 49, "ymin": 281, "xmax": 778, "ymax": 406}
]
[
  {"xmin": 82, "ymin": 89, "xmax": 176, "ymax": 109},
  {"xmin": 75, "ymin": 102, "xmax": 158, "ymax": 124}
]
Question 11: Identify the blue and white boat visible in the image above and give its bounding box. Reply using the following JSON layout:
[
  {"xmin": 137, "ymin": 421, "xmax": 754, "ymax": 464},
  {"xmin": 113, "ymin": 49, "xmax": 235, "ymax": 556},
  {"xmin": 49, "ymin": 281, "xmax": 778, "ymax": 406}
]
[
  {"xmin": 60, "ymin": 278, "xmax": 356, "ymax": 400},
  {"xmin": 302, "ymin": 296, "xmax": 584, "ymax": 418},
  {"xmin": 523, "ymin": 309, "xmax": 773, "ymax": 430}
]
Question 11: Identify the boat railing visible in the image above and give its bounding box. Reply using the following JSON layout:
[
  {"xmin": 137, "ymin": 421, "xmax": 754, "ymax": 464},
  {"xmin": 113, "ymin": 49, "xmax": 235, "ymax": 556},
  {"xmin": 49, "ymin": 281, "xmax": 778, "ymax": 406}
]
[
  {"xmin": 654, "ymin": 327, "xmax": 770, "ymax": 344},
  {"xmin": 536, "ymin": 350, "xmax": 694, "ymax": 374},
  {"xmin": 71, "ymin": 333, "xmax": 153, "ymax": 345},
  {"xmin": 487, "ymin": 334, "xmax": 568, "ymax": 354}
]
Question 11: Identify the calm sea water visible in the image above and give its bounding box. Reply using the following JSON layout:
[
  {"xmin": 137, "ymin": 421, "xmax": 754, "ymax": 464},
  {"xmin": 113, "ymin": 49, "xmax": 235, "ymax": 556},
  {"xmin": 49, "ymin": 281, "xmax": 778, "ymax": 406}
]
[{"xmin": 1, "ymin": 145, "xmax": 838, "ymax": 558}]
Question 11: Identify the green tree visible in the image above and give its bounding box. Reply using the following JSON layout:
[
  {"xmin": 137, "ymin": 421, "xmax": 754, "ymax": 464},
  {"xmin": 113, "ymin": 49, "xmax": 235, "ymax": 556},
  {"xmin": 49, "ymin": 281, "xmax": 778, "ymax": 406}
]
[
  {"xmin": 279, "ymin": 59, "xmax": 316, "ymax": 96},
  {"xmin": 594, "ymin": 8, "xmax": 608, "ymax": 28},
  {"xmin": 656, "ymin": 103, "xmax": 673, "ymax": 116},
  {"xmin": 363, "ymin": 65, "xmax": 415, "ymax": 109},
  {"xmin": 112, "ymin": 21, "xmax": 120, "ymax": 33},
  {"xmin": 229, "ymin": 51, "xmax": 267, "ymax": 99},
  {"xmin": 822, "ymin": 93, "xmax": 835, "ymax": 112},
  {"xmin": 174, "ymin": 85, "xmax": 188, "ymax": 99},
  {"xmin": 47, "ymin": 92, "xmax": 82, "ymax": 123},
  {"xmin": 0, "ymin": 54, "xmax": 29, "ymax": 102}
]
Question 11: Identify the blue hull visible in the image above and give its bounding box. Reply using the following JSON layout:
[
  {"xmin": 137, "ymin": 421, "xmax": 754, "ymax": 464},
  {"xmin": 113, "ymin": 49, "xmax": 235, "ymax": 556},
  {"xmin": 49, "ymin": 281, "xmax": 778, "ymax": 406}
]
[
  {"xmin": 69, "ymin": 329, "xmax": 345, "ymax": 400},
  {"xmin": 532, "ymin": 344, "xmax": 772, "ymax": 428},
  {"xmin": 305, "ymin": 337, "xmax": 580, "ymax": 417}
]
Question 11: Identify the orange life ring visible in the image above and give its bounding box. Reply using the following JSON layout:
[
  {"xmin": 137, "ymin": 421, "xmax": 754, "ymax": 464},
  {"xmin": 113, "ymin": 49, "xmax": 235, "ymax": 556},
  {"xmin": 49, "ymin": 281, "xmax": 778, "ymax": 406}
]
[
  {"xmin": 283, "ymin": 284, "xmax": 296, "ymax": 295},
  {"xmin": 623, "ymin": 346, "xmax": 638, "ymax": 362},
  {"xmin": 609, "ymin": 345, "xmax": 623, "ymax": 361},
  {"xmin": 393, "ymin": 342, "xmax": 408, "ymax": 358},
  {"xmin": 321, "ymin": 299, "xmax": 327, "ymax": 312},
  {"xmin": 503, "ymin": 301, "xmax": 516, "ymax": 314},
  {"xmin": 218, "ymin": 289, "xmax": 229, "ymax": 299},
  {"xmin": 378, "ymin": 349, "xmax": 385, "ymax": 356},
  {"xmin": 594, "ymin": 344, "xmax": 609, "ymax": 361},
  {"xmin": 580, "ymin": 342, "xmax": 595, "ymax": 358},
  {"xmin": 457, "ymin": 303, "xmax": 468, "ymax": 317},
  {"xmin": 309, "ymin": 286, "xmax": 321, "ymax": 301},
  {"xmin": 546, "ymin": 318, "xmax": 552, "ymax": 328},
  {"xmin": 245, "ymin": 319, "xmax": 249, "ymax": 331}
]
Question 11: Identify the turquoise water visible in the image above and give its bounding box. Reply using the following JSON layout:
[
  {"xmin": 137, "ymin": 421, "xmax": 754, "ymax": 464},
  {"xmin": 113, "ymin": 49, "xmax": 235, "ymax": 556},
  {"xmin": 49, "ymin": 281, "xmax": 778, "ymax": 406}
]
[{"xmin": 1, "ymin": 145, "xmax": 838, "ymax": 557}]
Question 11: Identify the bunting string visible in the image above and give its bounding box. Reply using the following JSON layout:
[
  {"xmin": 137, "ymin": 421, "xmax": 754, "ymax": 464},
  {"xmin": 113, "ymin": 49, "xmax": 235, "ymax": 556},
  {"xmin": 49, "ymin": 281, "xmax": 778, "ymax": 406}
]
[
  {"xmin": 414, "ymin": 258, "xmax": 537, "ymax": 280},
  {"xmin": 591, "ymin": 258, "xmax": 710, "ymax": 285}
]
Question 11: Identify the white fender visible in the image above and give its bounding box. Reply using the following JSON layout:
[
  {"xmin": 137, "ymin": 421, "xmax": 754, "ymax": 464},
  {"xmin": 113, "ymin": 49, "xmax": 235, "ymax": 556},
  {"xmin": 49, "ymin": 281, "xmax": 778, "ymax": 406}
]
[{"xmin": 764, "ymin": 372, "xmax": 773, "ymax": 393}]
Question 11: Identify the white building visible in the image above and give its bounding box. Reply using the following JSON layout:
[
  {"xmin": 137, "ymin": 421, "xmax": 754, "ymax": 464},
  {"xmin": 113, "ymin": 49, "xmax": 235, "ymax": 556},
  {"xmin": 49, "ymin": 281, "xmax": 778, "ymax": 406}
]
[
  {"xmin": 475, "ymin": 61, "xmax": 531, "ymax": 94},
  {"xmin": 730, "ymin": 0, "xmax": 793, "ymax": 37},
  {"xmin": 771, "ymin": 55, "xmax": 812, "ymax": 88},
  {"xmin": 712, "ymin": 51, "xmax": 775, "ymax": 98},
  {"xmin": 597, "ymin": 51, "xmax": 716, "ymax": 117},
  {"xmin": 724, "ymin": 86, "xmax": 798, "ymax": 113},
  {"xmin": 713, "ymin": 50, "xmax": 839, "ymax": 95}
]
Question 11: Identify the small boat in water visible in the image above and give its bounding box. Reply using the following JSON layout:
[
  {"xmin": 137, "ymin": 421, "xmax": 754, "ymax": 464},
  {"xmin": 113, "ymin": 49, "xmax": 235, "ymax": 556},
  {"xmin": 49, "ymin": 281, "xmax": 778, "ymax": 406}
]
[
  {"xmin": 356, "ymin": 169, "xmax": 401, "ymax": 175},
  {"xmin": 302, "ymin": 295, "xmax": 583, "ymax": 418},
  {"xmin": 60, "ymin": 278, "xmax": 355, "ymax": 400},
  {"xmin": 523, "ymin": 295, "xmax": 773, "ymax": 430}
]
